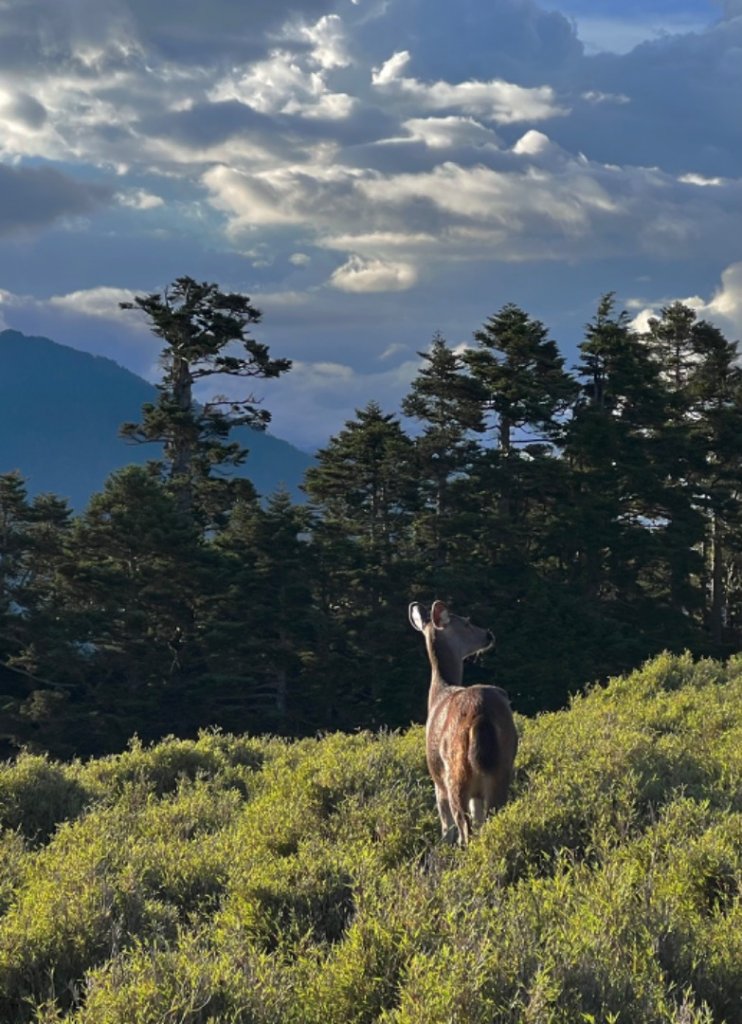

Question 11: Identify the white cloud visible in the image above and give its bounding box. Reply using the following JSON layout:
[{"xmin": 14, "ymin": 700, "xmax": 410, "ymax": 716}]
[
  {"xmin": 629, "ymin": 262, "xmax": 742, "ymax": 338},
  {"xmin": 209, "ymin": 47, "xmax": 355, "ymax": 120},
  {"xmin": 320, "ymin": 231, "xmax": 437, "ymax": 251},
  {"xmin": 372, "ymin": 49, "xmax": 568, "ymax": 124},
  {"xmin": 329, "ymin": 255, "xmax": 418, "ymax": 292},
  {"xmin": 0, "ymin": 0, "xmax": 739, "ymax": 454},
  {"xmin": 679, "ymin": 173, "xmax": 726, "ymax": 187},
  {"xmin": 512, "ymin": 129, "xmax": 553, "ymax": 155},
  {"xmin": 582, "ymin": 91, "xmax": 630, "ymax": 106},
  {"xmin": 48, "ymin": 286, "xmax": 137, "ymax": 319},
  {"xmin": 392, "ymin": 115, "xmax": 501, "ymax": 149},
  {"xmin": 693, "ymin": 263, "xmax": 742, "ymax": 337},
  {"xmin": 372, "ymin": 50, "xmax": 412, "ymax": 86},
  {"xmin": 299, "ymin": 14, "xmax": 351, "ymax": 70},
  {"xmin": 379, "ymin": 342, "xmax": 409, "ymax": 360},
  {"xmin": 117, "ymin": 189, "xmax": 164, "ymax": 209},
  {"xmin": 252, "ymin": 288, "xmax": 313, "ymax": 308},
  {"xmin": 202, "ymin": 162, "xmax": 362, "ymax": 228}
]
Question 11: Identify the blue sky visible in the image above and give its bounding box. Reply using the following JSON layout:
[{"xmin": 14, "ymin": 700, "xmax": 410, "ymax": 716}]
[{"xmin": 0, "ymin": 0, "xmax": 740, "ymax": 449}]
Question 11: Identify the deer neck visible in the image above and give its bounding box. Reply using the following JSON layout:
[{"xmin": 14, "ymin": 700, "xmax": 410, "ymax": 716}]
[{"xmin": 426, "ymin": 630, "xmax": 463, "ymax": 708}]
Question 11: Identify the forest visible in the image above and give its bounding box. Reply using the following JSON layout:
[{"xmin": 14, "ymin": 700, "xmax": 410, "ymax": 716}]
[{"xmin": 1, "ymin": 276, "xmax": 741, "ymax": 758}]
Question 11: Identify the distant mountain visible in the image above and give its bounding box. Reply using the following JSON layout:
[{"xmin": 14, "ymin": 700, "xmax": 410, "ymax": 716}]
[{"xmin": 0, "ymin": 329, "xmax": 313, "ymax": 509}]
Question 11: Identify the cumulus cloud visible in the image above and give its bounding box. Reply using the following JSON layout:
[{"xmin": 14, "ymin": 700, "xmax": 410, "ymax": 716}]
[
  {"xmin": 629, "ymin": 263, "xmax": 742, "ymax": 339},
  {"xmin": 47, "ymin": 285, "xmax": 138, "ymax": 319},
  {"xmin": 390, "ymin": 115, "xmax": 501, "ymax": 149},
  {"xmin": 329, "ymin": 255, "xmax": 418, "ymax": 292},
  {"xmin": 703, "ymin": 263, "xmax": 742, "ymax": 334},
  {"xmin": 200, "ymin": 126, "xmax": 742, "ymax": 275},
  {"xmin": 210, "ymin": 48, "xmax": 355, "ymax": 121},
  {"xmin": 0, "ymin": 0, "xmax": 739, "ymax": 453},
  {"xmin": 372, "ymin": 49, "xmax": 568, "ymax": 123}
]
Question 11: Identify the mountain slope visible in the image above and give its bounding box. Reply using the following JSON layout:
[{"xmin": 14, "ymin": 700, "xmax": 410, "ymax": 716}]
[{"xmin": 0, "ymin": 329, "xmax": 313, "ymax": 508}]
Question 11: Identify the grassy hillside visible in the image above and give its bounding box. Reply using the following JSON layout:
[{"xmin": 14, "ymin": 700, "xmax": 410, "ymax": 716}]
[{"xmin": 0, "ymin": 653, "xmax": 740, "ymax": 1023}]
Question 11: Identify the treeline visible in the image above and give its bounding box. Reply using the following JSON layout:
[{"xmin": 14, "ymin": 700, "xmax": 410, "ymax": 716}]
[{"xmin": 1, "ymin": 279, "xmax": 741, "ymax": 758}]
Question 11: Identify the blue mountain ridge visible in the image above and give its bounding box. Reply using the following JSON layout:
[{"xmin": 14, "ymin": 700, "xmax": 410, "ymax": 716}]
[{"xmin": 0, "ymin": 329, "xmax": 313, "ymax": 509}]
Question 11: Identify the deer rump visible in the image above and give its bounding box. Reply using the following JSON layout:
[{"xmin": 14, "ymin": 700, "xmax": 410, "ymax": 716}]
[{"xmin": 427, "ymin": 686, "xmax": 513, "ymax": 818}]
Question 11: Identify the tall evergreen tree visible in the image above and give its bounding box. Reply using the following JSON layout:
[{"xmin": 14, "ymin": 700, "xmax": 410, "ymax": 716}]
[
  {"xmin": 304, "ymin": 402, "xmax": 414, "ymax": 568},
  {"xmin": 204, "ymin": 490, "xmax": 318, "ymax": 732},
  {"xmin": 464, "ymin": 303, "xmax": 576, "ymax": 453},
  {"xmin": 303, "ymin": 403, "xmax": 418, "ymax": 727},
  {"xmin": 645, "ymin": 306, "xmax": 742, "ymax": 643},
  {"xmin": 402, "ymin": 333, "xmax": 484, "ymax": 572},
  {"xmin": 120, "ymin": 277, "xmax": 291, "ymax": 525},
  {"xmin": 565, "ymin": 294, "xmax": 694, "ymax": 619}
]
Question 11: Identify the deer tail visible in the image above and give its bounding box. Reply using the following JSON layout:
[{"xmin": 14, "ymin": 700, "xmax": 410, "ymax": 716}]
[{"xmin": 468, "ymin": 716, "xmax": 498, "ymax": 774}]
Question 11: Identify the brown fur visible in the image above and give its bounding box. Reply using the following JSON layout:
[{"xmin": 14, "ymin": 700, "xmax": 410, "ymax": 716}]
[{"xmin": 410, "ymin": 601, "xmax": 518, "ymax": 846}]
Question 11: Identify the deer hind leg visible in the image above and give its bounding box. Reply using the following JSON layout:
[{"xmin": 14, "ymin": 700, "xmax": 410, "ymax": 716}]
[
  {"xmin": 446, "ymin": 777, "xmax": 471, "ymax": 847},
  {"xmin": 434, "ymin": 783, "xmax": 457, "ymax": 844}
]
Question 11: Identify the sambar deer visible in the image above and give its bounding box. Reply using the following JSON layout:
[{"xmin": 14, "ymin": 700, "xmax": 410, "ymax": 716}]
[{"xmin": 409, "ymin": 600, "xmax": 517, "ymax": 846}]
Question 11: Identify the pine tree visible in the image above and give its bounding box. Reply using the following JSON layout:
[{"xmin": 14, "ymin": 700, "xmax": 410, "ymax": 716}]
[
  {"xmin": 645, "ymin": 307, "xmax": 742, "ymax": 643},
  {"xmin": 565, "ymin": 294, "xmax": 694, "ymax": 620},
  {"xmin": 304, "ymin": 402, "xmax": 414, "ymax": 567},
  {"xmin": 41, "ymin": 466, "xmax": 207, "ymax": 752},
  {"xmin": 303, "ymin": 403, "xmax": 418, "ymax": 728},
  {"xmin": 464, "ymin": 303, "xmax": 576, "ymax": 453},
  {"xmin": 401, "ymin": 333, "xmax": 484, "ymax": 572},
  {"xmin": 203, "ymin": 490, "xmax": 318, "ymax": 733},
  {"xmin": 120, "ymin": 277, "xmax": 291, "ymax": 526}
]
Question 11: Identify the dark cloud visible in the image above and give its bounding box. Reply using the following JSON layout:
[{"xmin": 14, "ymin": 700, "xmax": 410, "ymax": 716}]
[
  {"xmin": 354, "ymin": 0, "xmax": 583, "ymax": 84},
  {"xmin": 142, "ymin": 101, "xmax": 300, "ymax": 157},
  {"xmin": 0, "ymin": 0, "xmax": 341, "ymax": 74},
  {"xmin": 547, "ymin": 15, "xmax": 742, "ymax": 175},
  {"xmin": 4, "ymin": 92, "xmax": 47, "ymax": 129},
  {"xmin": 124, "ymin": 0, "xmax": 342, "ymax": 62},
  {"xmin": 0, "ymin": 164, "xmax": 110, "ymax": 236}
]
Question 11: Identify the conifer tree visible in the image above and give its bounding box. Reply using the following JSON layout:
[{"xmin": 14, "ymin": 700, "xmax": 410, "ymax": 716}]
[
  {"xmin": 645, "ymin": 306, "xmax": 742, "ymax": 642},
  {"xmin": 120, "ymin": 277, "xmax": 291, "ymax": 525},
  {"xmin": 565, "ymin": 294, "xmax": 690, "ymax": 615},
  {"xmin": 303, "ymin": 403, "xmax": 418, "ymax": 727},
  {"xmin": 304, "ymin": 402, "xmax": 414, "ymax": 566},
  {"xmin": 402, "ymin": 333, "xmax": 484, "ymax": 571},
  {"xmin": 465, "ymin": 303, "xmax": 576, "ymax": 453},
  {"xmin": 203, "ymin": 490, "xmax": 318, "ymax": 732}
]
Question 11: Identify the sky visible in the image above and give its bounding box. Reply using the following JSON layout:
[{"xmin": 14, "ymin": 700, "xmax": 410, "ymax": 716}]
[{"xmin": 0, "ymin": 0, "xmax": 740, "ymax": 450}]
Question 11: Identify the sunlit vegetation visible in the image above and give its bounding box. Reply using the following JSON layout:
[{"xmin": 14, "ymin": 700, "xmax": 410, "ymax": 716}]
[{"xmin": 0, "ymin": 652, "xmax": 740, "ymax": 1023}]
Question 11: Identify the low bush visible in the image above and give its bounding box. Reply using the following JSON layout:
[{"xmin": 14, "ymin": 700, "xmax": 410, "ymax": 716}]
[{"xmin": 0, "ymin": 653, "xmax": 739, "ymax": 1023}]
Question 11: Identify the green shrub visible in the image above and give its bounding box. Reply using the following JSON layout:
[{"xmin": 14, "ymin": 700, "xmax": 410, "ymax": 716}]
[
  {"xmin": 0, "ymin": 754, "xmax": 88, "ymax": 842},
  {"xmin": 0, "ymin": 653, "xmax": 740, "ymax": 1023}
]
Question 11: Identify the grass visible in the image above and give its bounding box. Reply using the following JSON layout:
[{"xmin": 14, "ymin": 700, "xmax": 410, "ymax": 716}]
[{"xmin": 0, "ymin": 652, "xmax": 740, "ymax": 1022}]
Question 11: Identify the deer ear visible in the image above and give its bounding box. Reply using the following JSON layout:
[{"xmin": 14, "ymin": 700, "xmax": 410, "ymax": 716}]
[
  {"xmin": 431, "ymin": 600, "xmax": 450, "ymax": 629},
  {"xmin": 409, "ymin": 603, "xmax": 427, "ymax": 631}
]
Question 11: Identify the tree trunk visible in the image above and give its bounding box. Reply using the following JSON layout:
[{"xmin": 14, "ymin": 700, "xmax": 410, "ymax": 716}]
[
  {"xmin": 710, "ymin": 511, "xmax": 725, "ymax": 645},
  {"xmin": 169, "ymin": 354, "xmax": 195, "ymax": 517}
]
